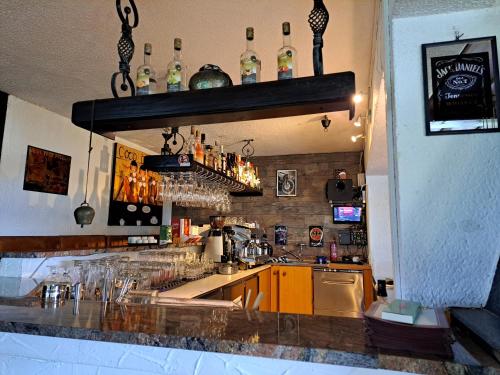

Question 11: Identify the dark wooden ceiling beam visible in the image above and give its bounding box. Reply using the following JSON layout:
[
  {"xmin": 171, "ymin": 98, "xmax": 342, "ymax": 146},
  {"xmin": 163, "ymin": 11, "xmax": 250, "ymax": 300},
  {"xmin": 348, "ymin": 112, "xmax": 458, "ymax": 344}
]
[{"xmin": 72, "ymin": 72, "xmax": 355, "ymax": 135}]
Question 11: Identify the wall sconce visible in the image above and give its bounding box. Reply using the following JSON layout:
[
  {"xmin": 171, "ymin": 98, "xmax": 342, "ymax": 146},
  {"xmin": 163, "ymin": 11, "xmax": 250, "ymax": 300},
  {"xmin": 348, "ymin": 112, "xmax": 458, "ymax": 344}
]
[{"xmin": 351, "ymin": 134, "xmax": 365, "ymax": 143}]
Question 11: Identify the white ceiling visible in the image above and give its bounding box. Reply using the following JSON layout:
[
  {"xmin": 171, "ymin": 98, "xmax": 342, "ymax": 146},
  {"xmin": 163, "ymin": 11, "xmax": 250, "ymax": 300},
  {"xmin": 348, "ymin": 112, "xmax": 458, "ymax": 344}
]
[
  {"xmin": 0, "ymin": 0, "xmax": 376, "ymax": 156},
  {"xmin": 392, "ymin": 0, "xmax": 496, "ymax": 18}
]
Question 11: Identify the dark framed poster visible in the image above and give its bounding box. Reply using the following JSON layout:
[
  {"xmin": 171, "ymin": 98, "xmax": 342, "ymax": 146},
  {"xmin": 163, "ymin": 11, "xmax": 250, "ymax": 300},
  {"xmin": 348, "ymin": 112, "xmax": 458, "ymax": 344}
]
[
  {"xmin": 274, "ymin": 225, "xmax": 288, "ymax": 245},
  {"xmin": 422, "ymin": 36, "xmax": 500, "ymax": 135},
  {"xmin": 108, "ymin": 143, "xmax": 163, "ymax": 226},
  {"xmin": 23, "ymin": 146, "xmax": 71, "ymax": 195}
]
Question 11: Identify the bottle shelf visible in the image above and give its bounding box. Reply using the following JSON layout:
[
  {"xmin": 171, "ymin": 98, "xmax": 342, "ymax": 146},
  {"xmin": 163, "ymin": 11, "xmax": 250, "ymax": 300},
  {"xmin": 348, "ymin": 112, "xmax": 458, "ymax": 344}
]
[
  {"xmin": 71, "ymin": 72, "xmax": 355, "ymax": 136},
  {"xmin": 143, "ymin": 154, "xmax": 263, "ymax": 197}
]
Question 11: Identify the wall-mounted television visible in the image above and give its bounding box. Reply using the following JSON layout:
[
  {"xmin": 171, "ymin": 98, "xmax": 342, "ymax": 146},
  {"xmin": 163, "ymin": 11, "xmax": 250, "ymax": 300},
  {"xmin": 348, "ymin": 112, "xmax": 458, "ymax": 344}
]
[{"xmin": 333, "ymin": 206, "xmax": 362, "ymax": 224}]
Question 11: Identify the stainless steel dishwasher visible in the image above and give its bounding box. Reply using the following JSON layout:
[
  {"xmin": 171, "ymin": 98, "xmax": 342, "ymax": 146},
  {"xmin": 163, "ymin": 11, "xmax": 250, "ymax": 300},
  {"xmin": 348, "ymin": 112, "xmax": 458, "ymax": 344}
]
[{"xmin": 313, "ymin": 267, "xmax": 364, "ymax": 318}]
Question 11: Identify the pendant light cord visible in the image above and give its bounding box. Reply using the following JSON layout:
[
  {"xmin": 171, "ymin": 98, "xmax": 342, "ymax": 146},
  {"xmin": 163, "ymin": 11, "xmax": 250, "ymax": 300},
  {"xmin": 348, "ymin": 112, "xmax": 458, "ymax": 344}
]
[{"xmin": 83, "ymin": 101, "xmax": 95, "ymax": 204}]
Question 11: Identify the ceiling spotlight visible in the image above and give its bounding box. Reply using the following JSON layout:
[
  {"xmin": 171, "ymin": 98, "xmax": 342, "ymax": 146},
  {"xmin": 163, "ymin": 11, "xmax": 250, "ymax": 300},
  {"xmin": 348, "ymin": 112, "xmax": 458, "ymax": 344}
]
[
  {"xmin": 353, "ymin": 94, "xmax": 363, "ymax": 104},
  {"xmin": 351, "ymin": 134, "xmax": 365, "ymax": 143}
]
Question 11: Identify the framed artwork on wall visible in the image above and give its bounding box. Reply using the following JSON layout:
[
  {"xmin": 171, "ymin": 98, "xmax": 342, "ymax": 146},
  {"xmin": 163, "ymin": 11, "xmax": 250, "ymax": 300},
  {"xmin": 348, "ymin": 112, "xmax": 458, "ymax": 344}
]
[
  {"xmin": 276, "ymin": 169, "xmax": 297, "ymax": 197},
  {"xmin": 23, "ymin": 146, "xmax": 71, "ymax": 195},
  {"xmin": 108, "ymin": 143, "xmax": 163, "ymax": 226},
  {"xmin": 275, "ymin": 225, "xmax": 288, "ymax": 245},
  {"xmin": 422, "ymin": 36, "xmax": 500, "ymax": 135}
]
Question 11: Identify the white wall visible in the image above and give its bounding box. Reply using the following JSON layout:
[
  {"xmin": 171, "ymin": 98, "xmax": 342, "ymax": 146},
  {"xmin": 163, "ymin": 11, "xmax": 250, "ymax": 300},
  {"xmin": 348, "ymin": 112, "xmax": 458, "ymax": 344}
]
[
  {"xmin": 364, "ymin": 0, "xmax": 394, "ymax": 284},
  {"xmin": 0, "ymin": 96, "xmax": 158, "ymax": 236},
  {"xmin": 391, "ymin": 7, "xmax": 500, "ymax": 307},
  {"xmin": 366, "ymin": 175, "xmax": 393, "ymax": 281}
]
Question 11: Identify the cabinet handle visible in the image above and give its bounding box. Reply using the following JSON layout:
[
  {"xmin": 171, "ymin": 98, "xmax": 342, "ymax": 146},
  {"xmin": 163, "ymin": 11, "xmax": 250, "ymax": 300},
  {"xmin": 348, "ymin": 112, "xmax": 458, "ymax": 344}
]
[
  {"xmin": 282, "ymin": 272, "xmax": 287, "ymax": 276},
  {"xmin": 273, "ymin": 271, "xmax": 278, "ymax": 275}
]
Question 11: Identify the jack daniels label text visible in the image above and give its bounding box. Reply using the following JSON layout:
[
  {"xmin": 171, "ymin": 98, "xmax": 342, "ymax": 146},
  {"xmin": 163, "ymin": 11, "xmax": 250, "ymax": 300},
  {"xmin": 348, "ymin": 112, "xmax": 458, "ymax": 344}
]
[{"xmin": 430, "ymin": 52, "xmax": 493, "ymax": 121}]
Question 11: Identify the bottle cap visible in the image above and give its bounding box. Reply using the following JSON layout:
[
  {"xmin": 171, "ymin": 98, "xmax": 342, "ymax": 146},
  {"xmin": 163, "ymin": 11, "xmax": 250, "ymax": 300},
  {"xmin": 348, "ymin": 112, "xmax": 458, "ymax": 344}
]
[
  {"xmin": 246, "ymin": 27, "xmax": 254, "ymax": 41},
  {"xmin": 174, "ymin": 38, "xmax": 182, "ymax": 51},
  {"xmin": 282, "ymin": 22, "xmax": 291, "ymax": 36},
  {"xmin": 144, "ymin": 43, "xmax": 152, "ymax": 55}
]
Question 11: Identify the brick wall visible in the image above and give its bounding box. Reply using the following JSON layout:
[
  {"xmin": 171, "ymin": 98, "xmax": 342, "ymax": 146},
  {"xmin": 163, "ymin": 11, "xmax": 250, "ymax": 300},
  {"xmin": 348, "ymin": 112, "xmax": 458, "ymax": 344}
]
[{"xmin": 173, "ymin": 152, "xmax": 362, "ymax": 258}]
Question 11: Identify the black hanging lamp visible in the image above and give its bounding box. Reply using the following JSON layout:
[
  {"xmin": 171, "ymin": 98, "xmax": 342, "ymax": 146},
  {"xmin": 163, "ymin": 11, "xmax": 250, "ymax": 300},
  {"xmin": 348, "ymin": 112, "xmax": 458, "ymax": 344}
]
[{"xmin": 74, "ymin": 101, "xmax": 96, "ymax": 227}]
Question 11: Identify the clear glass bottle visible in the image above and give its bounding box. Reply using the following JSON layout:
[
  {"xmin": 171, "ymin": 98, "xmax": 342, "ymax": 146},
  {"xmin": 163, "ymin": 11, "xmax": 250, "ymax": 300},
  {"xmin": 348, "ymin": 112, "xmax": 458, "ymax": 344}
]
[
  {"xmin": 213, "ymin": 140, "xmax": 221, "ymax": 172},
  {"xmin": 184, "ymin": 125, "xmax": 196, "ymax": 155},
  {"xmin": 240, "ymin": 27, "xmax": 261, "ymax": 84},
  {"xmin": 277, "ymin": 22, "xmax": 298, "ymax": 80},
  {"xmin": 136, "ymin": 43, "xmax": 157, "ymax": 95},
  {"xmin": 167, "ymin": 38, "xmax": 187, "ymax": 92}
]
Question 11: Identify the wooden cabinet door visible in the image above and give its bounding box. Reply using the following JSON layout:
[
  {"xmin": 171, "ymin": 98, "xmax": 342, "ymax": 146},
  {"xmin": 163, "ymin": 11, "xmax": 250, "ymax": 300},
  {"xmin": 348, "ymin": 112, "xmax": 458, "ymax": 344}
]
[
  {"xmin": 278, "ymin": 266, "xmax": 313, "ymax": 315},
  {"xmin": 258, "ymin": 268, "xmax": 271, "ymax": 312},
  {"xmin": 223, "ymin": 281, "xmax": 245, "ymax": 304},
  {"xmin": 245, "ymin": 276, "xmax": 258, "ymax": 309},
  {"xmin": 270, "ymin": 266, "xmax": 280, "ymax": 312}
]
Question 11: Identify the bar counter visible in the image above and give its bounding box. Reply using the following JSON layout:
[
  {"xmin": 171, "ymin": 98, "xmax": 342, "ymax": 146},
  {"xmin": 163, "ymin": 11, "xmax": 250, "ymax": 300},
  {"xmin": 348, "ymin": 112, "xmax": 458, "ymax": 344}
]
[{"xmin": 0, "ymin": 298, "xmax": 496, "ymax": 374}]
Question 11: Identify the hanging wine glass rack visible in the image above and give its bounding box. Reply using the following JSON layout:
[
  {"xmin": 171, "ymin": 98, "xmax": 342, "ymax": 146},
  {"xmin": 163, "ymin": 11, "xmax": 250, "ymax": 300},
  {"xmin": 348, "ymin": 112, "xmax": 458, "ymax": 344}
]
[{"xmin": 143, "ymin": 154, "xmax": 263, "ymax": 197}]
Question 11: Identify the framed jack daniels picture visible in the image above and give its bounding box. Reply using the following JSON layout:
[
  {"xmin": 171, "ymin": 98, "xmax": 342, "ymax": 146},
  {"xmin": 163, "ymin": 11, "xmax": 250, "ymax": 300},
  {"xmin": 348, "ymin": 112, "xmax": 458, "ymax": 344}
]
[{"xmin": 422, "ymin": 36, "xmax": 500, "ymax": 135}]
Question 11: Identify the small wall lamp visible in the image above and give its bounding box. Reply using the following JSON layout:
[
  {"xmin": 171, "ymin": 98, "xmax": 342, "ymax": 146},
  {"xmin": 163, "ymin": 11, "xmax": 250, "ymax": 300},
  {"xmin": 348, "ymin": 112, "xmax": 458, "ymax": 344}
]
[{"xmin": 351, "ymin": 134, "xmax": 365, "ymax": 143}]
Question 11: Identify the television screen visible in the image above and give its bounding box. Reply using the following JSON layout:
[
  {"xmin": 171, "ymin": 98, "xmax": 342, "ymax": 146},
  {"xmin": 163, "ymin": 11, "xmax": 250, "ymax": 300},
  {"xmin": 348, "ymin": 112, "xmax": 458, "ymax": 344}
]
[{"xmin": 333, "ymin": 206, "xmax": 362, "ymax": 223}]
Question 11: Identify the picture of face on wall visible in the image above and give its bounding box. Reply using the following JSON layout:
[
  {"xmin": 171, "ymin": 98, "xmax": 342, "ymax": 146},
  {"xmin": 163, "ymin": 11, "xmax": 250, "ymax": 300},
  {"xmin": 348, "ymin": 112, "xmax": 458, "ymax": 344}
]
[
  {"xmin": 276, "ymin": 170, "xmax": 297, "ymax": 197},
  {"xmin": 108, "ymin": 143, "xmax": 163, "ymax": 226}
]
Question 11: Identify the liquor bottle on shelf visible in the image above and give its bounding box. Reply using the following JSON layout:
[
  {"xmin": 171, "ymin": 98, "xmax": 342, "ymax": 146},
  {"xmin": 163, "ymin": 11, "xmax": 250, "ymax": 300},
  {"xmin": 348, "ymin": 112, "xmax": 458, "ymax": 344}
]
[
  {"xmin": 277, "ymin": 22, "xmax": 297, "ymax": 80},
  {"xmin": 220, "ymin": 145, "xmax": 226, "ymax": 175},
  {"xmin": 136, "ymin": 43, "xmax": 157, "ymax": 95},
  {"xmin": 194, "ymin": 130, "xmax": 204, "ymax": 163},
  {"xmin": 167, "ymin": 38, "xmax": 187, "ymax": 92},
  {"xmin": 213, "ymin": 140, "xmax": 221, "ymax": 172},
  {"xmin": 205, "ymin": 145, "xmax": 214, "ymax": 168},
  {"xmin": 184, "ymin": 126, "xmax": 196, "ymax": 155},
  {"xmin": 226, "ymin": 153, "xmax": 233, "ymax": 178},
  {"xmin": 240, "ymin": 27, "xmax": 261, "ymax": 84}
]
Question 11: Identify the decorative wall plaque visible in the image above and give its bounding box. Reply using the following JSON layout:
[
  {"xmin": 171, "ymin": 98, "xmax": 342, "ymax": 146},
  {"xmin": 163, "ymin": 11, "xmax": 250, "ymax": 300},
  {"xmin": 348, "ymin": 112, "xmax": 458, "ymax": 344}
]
[
  {"xmin": 309, "ymin": 225, "xmax": 324, "ymax": 247},
  {"xmin": 422, "ymin": 36, "xmax": 500, "ymax": 135}
]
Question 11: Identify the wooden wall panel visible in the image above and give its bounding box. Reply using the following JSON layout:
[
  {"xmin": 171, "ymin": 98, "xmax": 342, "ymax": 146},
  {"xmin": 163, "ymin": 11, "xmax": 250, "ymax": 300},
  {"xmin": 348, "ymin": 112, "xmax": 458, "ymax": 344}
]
[{"xmin": 174, "ymin": 152, "xmax": 362, "ymax": 258}]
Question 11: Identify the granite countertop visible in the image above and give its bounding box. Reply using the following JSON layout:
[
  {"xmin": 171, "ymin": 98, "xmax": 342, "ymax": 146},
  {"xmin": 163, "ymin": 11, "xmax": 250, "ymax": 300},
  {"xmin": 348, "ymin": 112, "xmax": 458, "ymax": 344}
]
[{"xmin": 0, "ymin": 299, "xmax": 497, "ymax": 374}]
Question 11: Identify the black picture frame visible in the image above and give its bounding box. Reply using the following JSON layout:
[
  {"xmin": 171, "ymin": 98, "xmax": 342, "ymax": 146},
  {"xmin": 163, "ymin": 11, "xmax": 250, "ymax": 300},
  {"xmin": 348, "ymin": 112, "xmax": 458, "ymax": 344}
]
[
  {"xmin": 0, "ymin": 91, "xmax": 8, "ymax": 161},
  {"xmin": 422, "ymin": 36, "xmax": 500, "ymax": 135}
]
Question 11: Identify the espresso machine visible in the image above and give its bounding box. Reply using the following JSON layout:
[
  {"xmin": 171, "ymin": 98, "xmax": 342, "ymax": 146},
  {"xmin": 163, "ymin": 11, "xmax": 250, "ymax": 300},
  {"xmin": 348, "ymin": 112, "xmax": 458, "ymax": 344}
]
[{"xmin": 205, "ymin": 216, "xmax": 225, "ymax": 262}]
